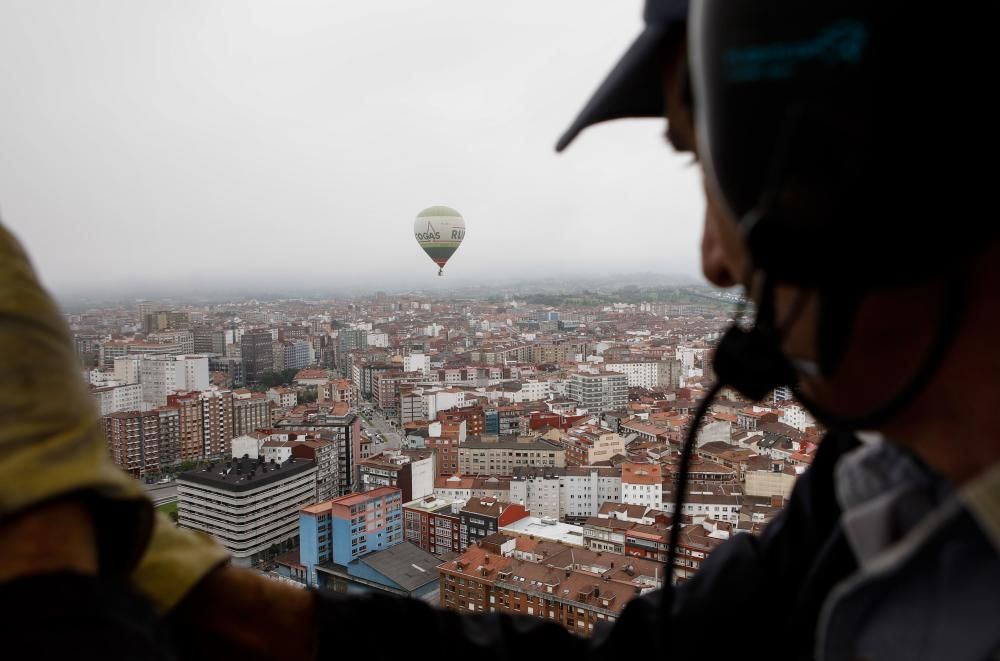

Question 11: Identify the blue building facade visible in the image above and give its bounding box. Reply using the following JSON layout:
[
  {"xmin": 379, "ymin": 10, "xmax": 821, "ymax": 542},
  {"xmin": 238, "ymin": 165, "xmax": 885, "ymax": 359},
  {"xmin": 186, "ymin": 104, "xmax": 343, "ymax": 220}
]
[{"xmin": 299, "ymin": 486, "xmax": 403, "ymax": 587}]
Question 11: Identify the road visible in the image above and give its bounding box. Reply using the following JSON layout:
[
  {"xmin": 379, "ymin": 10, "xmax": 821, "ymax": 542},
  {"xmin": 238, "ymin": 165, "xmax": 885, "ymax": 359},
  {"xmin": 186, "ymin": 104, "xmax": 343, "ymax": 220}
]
[
  {"xmin": 358, "ymin": 405, "xmax": 402, "ymax": 451},
  {"xmin": 143, "ymin": 482, "xmax": 178, "ymax": 506}
]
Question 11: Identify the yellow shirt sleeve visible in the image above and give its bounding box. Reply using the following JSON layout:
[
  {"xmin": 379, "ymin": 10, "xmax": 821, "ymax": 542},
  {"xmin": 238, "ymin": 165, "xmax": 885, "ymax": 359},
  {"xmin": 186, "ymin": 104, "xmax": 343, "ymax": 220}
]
[
  {"xmin": 0, "ymin": 222, "xmax": 228, "ymax": 611},
  {"xmin": 132, "ymin": 513, "xmax": 231, "ymax": 613}
]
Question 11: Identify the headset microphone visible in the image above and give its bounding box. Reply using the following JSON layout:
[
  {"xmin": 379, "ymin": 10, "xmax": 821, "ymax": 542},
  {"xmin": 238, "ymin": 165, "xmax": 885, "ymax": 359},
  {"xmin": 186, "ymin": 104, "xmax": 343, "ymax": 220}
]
[{"xmin": 713, "ymin": 324, "xmax": 794, "ymax": 403}]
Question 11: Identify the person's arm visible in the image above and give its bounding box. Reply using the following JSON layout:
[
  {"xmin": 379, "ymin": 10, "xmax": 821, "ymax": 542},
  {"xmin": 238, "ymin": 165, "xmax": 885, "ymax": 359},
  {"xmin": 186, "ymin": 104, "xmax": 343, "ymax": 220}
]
[
  {"xmin": 169, "ymin": 565, "xmax": 318, "ymax": 660},
  {"xmin": 0, "ymin": 221, "xmax": 227, "ymax": 615},
  {"xmin": 0, "ymin": 498, "xmax": 98, "ymax": 582},
  {"xmin": 0, "ymin": 222, "xmax": 151, "ymax": 572},
  {"xmin": 166, "ymin": 430, "xmax": 858, "ymax": 661}
]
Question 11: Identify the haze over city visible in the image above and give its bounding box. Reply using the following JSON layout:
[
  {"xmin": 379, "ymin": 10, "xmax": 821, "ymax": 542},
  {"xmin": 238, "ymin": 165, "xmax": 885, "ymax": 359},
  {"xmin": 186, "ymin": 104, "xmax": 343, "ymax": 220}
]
[{"xmin": 0, "ymin": 0, "xmax": 706, "ymax": 298}]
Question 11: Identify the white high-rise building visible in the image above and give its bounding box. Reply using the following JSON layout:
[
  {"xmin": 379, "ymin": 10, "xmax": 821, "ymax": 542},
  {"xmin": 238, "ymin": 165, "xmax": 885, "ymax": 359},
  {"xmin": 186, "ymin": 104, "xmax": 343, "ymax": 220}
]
[
  {"xmin": 676, "ymin": 347, "xmax": 704, "ymax": 373},
  {"xmin": 113, "ymin": 356, "xmax": 143, "ymax": 385},
  {"xmin": 621, "ymin": 463, "xmax": 663, "ymax": 510},
  {"xmin": 366, "ymin": 332, "xmax": 389, "ymax": 348},
  {"xmin": 604, "ymin": 361, "xmax": 660, "ymax": 389},
  {"xmin": 510, "ymin": 466, "xmax": 622, "ymax": 522},
  {"xmin": 567, "ymin": 371, "xmax": 627, "ymax": 413},
  {"xmin": 403, "ymin": 352, "xmax": 431, "ymax": 376},
  {"xmin": 92, "ymin": 383, "xmax": 144, "ymax": 415},
  {"xmin": 512, "ymin": 380, "xmax": 551, "ymax": 403},
  {"xmin": 140, "ymin": 354, "xmax": 210, "ymax": 406},
  {"xmin": 277, "ymin": 339, "xmax": 314, "ymax": 372},
  {"xmin": 780, "ymin": 402, "xmax": 816, "ymax": 432},
  {"xmin": 177, "ymin": 456, "xmax": 317, "ymax": 568},
  {"xmin": 561, "ymin": 467, "xmax": 623, "ymax": 520}
]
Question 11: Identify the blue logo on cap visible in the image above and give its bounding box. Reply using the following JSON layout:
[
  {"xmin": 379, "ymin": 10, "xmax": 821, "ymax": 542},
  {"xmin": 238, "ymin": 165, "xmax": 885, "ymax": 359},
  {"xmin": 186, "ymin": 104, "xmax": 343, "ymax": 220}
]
[{"xmin": 726, "ymin": 20, "xmax": 869, "ymax": 82}]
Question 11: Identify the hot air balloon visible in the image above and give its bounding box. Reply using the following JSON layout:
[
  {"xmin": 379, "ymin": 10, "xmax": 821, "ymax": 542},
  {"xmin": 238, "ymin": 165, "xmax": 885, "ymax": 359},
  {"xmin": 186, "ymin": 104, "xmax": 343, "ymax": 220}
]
[{"xmin": 413, "ymin": 206, "xmax": 465, "ymax": 276}]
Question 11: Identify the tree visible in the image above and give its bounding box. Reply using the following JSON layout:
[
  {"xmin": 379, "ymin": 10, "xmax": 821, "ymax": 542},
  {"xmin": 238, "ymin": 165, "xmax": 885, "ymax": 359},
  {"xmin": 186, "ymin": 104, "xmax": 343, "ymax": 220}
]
[{"xmin": 256, "ymin": 368, "xmax": 300, "ymax": 389}]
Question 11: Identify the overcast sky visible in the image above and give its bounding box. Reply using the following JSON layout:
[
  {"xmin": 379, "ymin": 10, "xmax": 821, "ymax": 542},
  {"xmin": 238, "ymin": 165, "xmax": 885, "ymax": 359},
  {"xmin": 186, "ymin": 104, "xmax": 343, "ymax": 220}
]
[{"xmin": 0, "ymin": 0, "xmax": 706, "ymax": 297}]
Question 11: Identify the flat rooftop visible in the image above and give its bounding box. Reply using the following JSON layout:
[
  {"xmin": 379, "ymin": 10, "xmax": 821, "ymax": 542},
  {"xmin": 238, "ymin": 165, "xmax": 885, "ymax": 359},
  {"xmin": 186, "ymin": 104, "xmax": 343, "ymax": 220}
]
[
  {"xmin": 179, "ymin": 456, "xmax": 314, "ymax": 492},
  {"xmin": 500, "ymin": 517, "xmax": 586, "ymax": 547},
  {"xmin": 462, "ymin": 436, "xmax": 562, "ymax": 451}
]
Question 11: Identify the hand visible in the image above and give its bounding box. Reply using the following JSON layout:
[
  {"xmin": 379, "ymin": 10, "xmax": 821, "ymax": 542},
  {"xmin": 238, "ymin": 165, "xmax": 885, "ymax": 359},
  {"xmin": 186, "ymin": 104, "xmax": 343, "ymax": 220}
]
[
  {"xmin": 0, "ymin": 498, "xmax": 98, "ymax": 583},
  {"xmin": 169, "ymin": 565, "xmax": 317, "ymax": 660}
]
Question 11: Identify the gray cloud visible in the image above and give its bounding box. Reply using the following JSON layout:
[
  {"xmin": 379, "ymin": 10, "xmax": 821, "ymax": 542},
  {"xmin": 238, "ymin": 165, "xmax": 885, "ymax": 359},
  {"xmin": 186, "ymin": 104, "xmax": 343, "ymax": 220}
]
[{"xmin": 0, "ymin": 0, "xmax": 706, "ymax": 296}]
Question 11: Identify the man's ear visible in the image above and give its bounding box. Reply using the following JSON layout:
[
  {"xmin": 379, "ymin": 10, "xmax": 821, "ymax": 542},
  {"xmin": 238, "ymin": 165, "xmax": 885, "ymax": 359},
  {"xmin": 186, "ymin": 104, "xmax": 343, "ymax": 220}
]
[{"xmin": 663, "ymin": 31, "xmax": 696, "ymax": 155}]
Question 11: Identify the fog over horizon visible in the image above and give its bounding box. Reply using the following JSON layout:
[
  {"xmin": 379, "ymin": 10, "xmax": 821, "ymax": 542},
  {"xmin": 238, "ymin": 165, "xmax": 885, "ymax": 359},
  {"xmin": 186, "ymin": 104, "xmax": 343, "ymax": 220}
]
[{"xmin": 0, "ymin": 1, "xmax": 708, "ymax": 299}]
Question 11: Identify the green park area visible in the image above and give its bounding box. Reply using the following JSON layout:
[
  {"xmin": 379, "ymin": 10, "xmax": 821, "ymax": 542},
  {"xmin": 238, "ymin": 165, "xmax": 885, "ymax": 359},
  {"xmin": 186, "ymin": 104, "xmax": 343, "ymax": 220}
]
[{"xmin": 156, "ymin": 501, "xmax": 178, "ymax": 517}]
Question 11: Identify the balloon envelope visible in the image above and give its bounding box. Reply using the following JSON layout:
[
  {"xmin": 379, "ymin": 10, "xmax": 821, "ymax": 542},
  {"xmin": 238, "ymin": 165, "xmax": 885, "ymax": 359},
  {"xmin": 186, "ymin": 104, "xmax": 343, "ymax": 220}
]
[{"xmin": 413, "ymin": 206, "xmax": 465, "ymax": 272}]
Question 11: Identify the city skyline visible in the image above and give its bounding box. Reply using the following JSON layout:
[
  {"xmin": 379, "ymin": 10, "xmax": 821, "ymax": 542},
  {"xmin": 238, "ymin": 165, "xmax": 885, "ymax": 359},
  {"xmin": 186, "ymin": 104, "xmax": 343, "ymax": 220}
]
[
  {"xmin": 55, "ymin": 272, "xmax": 722, "ymax": 310},
  {"xmin": 76, "ymin": 281, "xmax": 804, "ymax": 592}
]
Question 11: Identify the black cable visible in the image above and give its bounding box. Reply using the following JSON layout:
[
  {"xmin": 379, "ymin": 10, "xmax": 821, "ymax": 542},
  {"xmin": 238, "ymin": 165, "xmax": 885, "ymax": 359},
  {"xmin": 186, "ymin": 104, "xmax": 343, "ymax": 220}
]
[{"xmin": 659, "ymin": 378, "xmax": 724, "ymax": 648}]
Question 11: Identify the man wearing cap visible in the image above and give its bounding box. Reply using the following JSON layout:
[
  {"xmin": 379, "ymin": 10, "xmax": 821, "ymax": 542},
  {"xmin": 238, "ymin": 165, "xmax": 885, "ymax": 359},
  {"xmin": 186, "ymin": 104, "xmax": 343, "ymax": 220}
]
[{"xmin": 1, "ymin": 0, "xmax": 997, "ymax": 659}]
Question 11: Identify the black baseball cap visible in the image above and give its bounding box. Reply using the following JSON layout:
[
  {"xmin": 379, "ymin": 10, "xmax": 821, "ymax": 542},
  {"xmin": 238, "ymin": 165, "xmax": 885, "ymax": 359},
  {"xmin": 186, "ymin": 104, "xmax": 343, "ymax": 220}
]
[{"xmin": 555, "ymin": 0, "xmax": 689, "ymax": 152}]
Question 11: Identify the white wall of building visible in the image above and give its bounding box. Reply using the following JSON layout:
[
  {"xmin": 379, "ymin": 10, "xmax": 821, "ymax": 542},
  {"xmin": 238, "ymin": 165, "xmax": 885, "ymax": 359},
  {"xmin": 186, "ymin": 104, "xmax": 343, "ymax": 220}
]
[
  {"xmin": 93, "ymin": 383, "xmax": 144, "ymax": 415},
  {"xmin": 267, "ymin": 389, "xmax": 298, "ymax": 408},
  {"xmin": 140, "ymin": 354, "xmax": 210, "ymax": 406},
  {"xmin": 512, "ymin": 380, "xmax": 550, "ymax": 403},
  {"xmin": 621, "ymin": 472, "xmax": 663, "ymax": 510},
  {"xmin": 780, "ymin": 403, "xmax": 815, "ymax": 432},
  {"xmin": 410, "ymin": 456, "xmax": 435, "ymax": 500},
  {"xmin": 179, "ymin": 355, "xmax": 210, "ymax": 391},
  {"xmin": 231, "ymin": 435, "xmax": 261, "ymax": 459},
  {"xmin": 548, "ymin": 379, "xmax": 570, "ymax": 397},
  {"xmin": 113, "ymin": 356, "xmax": 142, "ymax": 385},
  {"xmin": 745, "ymin": 470, "xmax": 797, "ymax": 499},
  {"xmin": 403, "ymin": 353, "xmax": 431, "ymax": 376},
  {"xmin": 510, "ymin": 475, "xmax": 561, "ymax": 521},
  {"xmin": 427, "ymin": 389, "xmax": 464, "ymax": 418},
  {"xmin": 676, "ymin": 347, "xmax": 704, "ymax": 373},
  {"xmin": 261, "ymin": 445, "xmax": 294, "ymax": 464},
  {"xmin": 140, "ymin": 357, "xmax": 178, "ymax": 406},
  {"xmin": 664, "ymin": 496, "xmax": 742, "ymax": 524},
  {"xmin": 433, "ymin": 485, "xmax": 472, "ymax": 503},
  {"xmin": 366, "ymin": 332, "xmax": 389, "ymax": 347},
  {"xmin": 604, "ymin": 362, "xmax": 659, "ymax": 389},
  {"xmin": 511, "ymin": 471, "xmax": 622, "ymax": 522},
  {"xmin": 112, "ymin": 383, "xmax": 143, "ymax": 414},
  {"xmin": 88, "ymin": 370, "xmax": 123, "ymax": 387},
  {"xmin": 561, "ymin": 471, "xmax": 604, "ymax": 520},
  {"xmin": 564, "ymin": 471, "xmax": 622, "ymax": 520}
]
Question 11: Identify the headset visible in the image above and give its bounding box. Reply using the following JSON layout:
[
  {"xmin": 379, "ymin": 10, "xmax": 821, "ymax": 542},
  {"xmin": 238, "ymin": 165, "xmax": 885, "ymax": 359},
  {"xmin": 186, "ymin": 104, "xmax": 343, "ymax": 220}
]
[{"xmin": 659, "ymin": 0, "xmax": 985, "ymax": 639}]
